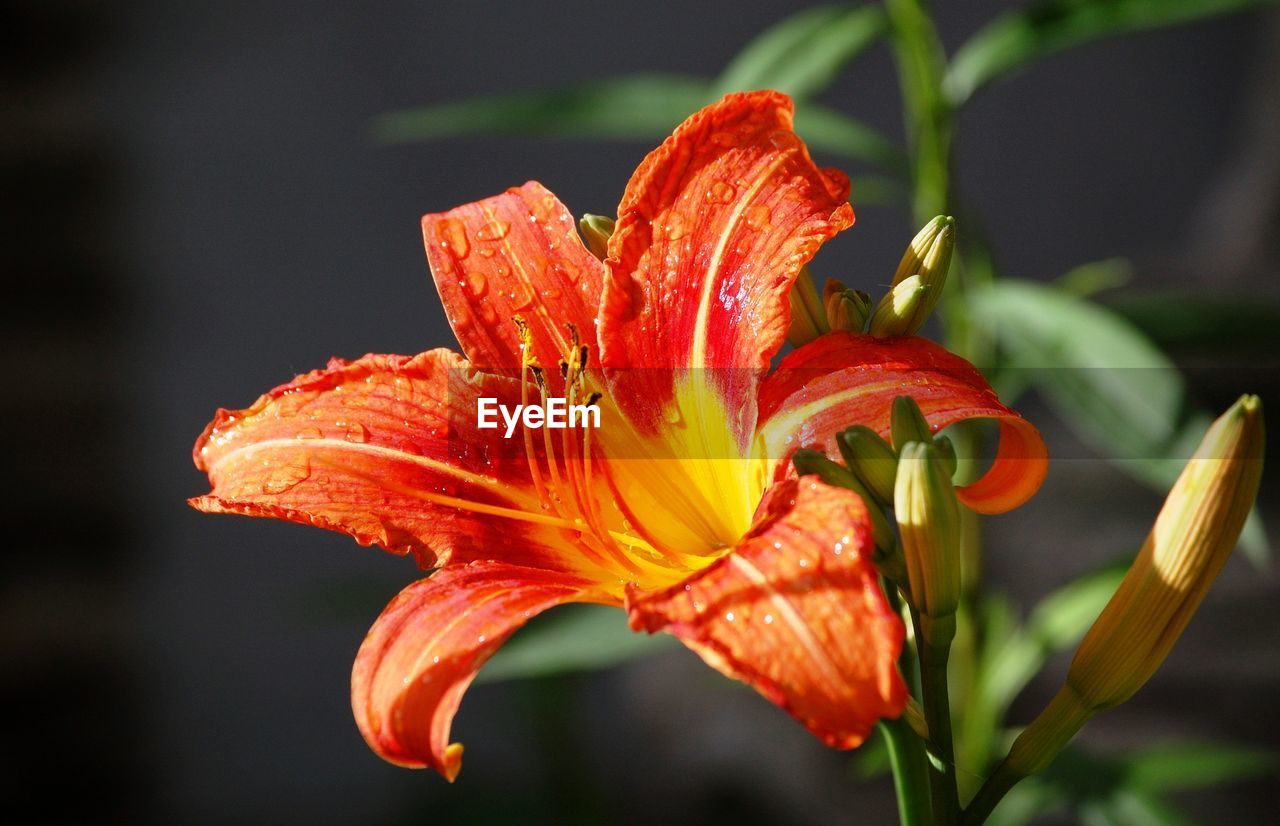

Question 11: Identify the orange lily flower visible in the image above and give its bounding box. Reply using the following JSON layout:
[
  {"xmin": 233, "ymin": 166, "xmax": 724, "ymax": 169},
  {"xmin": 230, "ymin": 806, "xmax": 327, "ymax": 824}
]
[{"xmin": 191, "ymin": 91, "xmax": 1047, "ymax": 780}]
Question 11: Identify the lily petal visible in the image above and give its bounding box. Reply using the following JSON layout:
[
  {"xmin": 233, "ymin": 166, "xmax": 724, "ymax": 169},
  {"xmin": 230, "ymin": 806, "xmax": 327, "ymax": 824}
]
[
  {"xmin": 756, "ymin": 332, "xmax": 1048, "ymax": 514},
  {"xmin": 423, "ymin": 181, "xmax": 606, "ymax": 387},
  {"xmin": 191, "ymin": 349, "xmax": 600, "ymax": 575},
  {"xmin": 352, "ymin": 562, "xmax": 602, "ymax": 779},
  {"xmin": 599, "ymin": 90, "xmax": 854, "ymax": 445},
  {"xmin": 627, "ymin": 478, "xmax": 907, "ymax": 748}
]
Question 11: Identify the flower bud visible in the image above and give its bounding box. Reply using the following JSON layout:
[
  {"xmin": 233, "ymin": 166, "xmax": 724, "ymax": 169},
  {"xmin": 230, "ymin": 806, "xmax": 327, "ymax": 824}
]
[
  {"xmin": 984, "ymin": 396, "xmax": 1265, "ymax": 805},
  {"xmin": 787, "ymin": 266, "xmax": 830, "ymax": 347},
  {"xmin": 1066, "ymin": 394, "xmax": 1264, "ymax": 711},
  {"xmin": 890, "ymin": 395, "xmax": 933, "ymax": 453},
  {"xmin": 869, "ymin": 215, "xmax": 955, "ymax": 337},
  {"xmin": 868, "ymin": 275, "xmax": 928, "ymax": 338},
  {"xmin": 837, "ymin": 425, "xmax": 898, "ymax": 504},
  {"xmin": 891, "ymin": 215, "xmax": 955, "ymax": 287},
  {"xmin": 578, "ymin": 214, "xmax": 615, "ymax": 260},
  {"xmin": 895, "ymin": 441, "xmax": 962, "ymax": 643},
  {"xmin": 825, "ymin": 287, "xmax": 872, "ymax": 333}
]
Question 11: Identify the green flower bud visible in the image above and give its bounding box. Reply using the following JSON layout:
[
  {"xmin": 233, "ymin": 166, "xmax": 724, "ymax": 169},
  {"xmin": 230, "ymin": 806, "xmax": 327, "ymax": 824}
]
[
  {"xmin": 825, "ymin": 287, "xmax": 872, "ymax": 333},
  {"xmin": 868, "ymin": 275, "xmax": 928, "ymax": 338},
  {"xmin": 837, "ymin": 425, "xmax": 898, "ymax": 504},
  {"xmin": 870, "ymin": 216, "xmax": 955, "ymax": 337},
  {"xmin": 786, "ymin": 266, "xmax": 830, "ymax": 347},
  {"xmin": 890, "ymin": 395, "xmax": 933, "ymax": 453},
  {"xmin": 895, "ymin": 442, "xmax": 962, "ymax": 644},
  {"xmin": 578, "ymin": 214, "xmax": 615, "ymax": 260}
]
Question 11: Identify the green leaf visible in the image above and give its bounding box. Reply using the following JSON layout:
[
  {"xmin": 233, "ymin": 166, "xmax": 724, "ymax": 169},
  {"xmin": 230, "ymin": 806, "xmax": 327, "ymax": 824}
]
[
  {"xmin": 1121, "ymin": 742, "xmax": 1275, "ymax": 791},
  {"xmin": 373, "ymin": 75, "xmax": 714, "ymax": 144},
  {"xmin": 1056, "ymin": 257, "xmax": 1133, "ymax": 298},
  {"xmin": 1105, "ymin": 290, "xmax": 1280, "ymax": 353},
  {"xmin": 970, "ymin": 279, "xmax": 1270, "ymax": 563},
  {"xmin": 794, "ymin": 103, "xmax": 908, "ymax": 172},
  {"xmin": 373, "ymin": 74, "xmax": 903, "ymax": 169},
  {"xmin": 714, "ymin": 4, "xmax": 888, "ymax": 100},
  {"xmin": 945, "ymin": 0, "xmax": 1280, "ymax": 106},
  {"xmin": 476, "ymin": 603, "xmax": 677, "ymax": 683},
  {"xmin": 981, "ymin": 562, "xmax": 1126, "ymax": 713},
  {"xmin": 986, "ymin": 777, "xmax": 1067, "ymax": 826},
  {"xmin": 969, "ymin": 279, "xmax": 1186, "ymax": 463}
]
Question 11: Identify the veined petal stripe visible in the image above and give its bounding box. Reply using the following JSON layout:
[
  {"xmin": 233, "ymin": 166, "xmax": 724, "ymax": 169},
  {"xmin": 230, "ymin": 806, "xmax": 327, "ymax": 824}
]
[
  {"xmin": 727, "ymin": 553, "xmax": 845, "ymax": 688},
  {"xmin": 690, "ymin": 148, "xmax": 796, "ymax": 369},
  {"xmin": 205, "ymin": 437, "xmax": 538, "ymax": 507}
]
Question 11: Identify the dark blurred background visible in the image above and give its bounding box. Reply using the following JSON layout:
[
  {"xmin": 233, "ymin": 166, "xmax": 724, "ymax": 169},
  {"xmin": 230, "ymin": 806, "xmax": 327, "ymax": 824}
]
[{"xmin": 4, "ymin": 1, "xmax": 1278, "ymax": 823}]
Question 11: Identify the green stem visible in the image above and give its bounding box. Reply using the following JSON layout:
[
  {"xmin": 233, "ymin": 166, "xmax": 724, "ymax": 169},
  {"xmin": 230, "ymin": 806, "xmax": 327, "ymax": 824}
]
[
  {"xmin": 885, "ymin": 0, "xmax": 952, "ymax": 224},
  {"xmin": 919, "ymin": 615, "xmax": 960, "ymax": 825},
  {"xmin": 880, "ymin": 716, "xmax": 934, "ymax": 826}
]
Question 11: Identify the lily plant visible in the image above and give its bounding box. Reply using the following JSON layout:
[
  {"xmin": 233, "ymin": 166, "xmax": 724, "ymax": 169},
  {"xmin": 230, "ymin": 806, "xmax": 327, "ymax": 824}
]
[{"xmin": 193, "ymin": 80, "xmax": 1265, "ymax": 826}]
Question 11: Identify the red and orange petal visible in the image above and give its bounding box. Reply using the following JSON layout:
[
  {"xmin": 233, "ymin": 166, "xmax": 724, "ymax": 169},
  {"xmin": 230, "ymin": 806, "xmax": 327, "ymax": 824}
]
[
  {"xmin": 422, "ymin": 180, "xmax": 606, "ymax": 391},
  {"xmin": 352, "ymin": 562, "xmax": 605, "ymax": 779},
  {"xmin": 190, "ymin": 349, "xmax": 595, "ymax": 574},
  {"xmin": 627, "ymin": 478, "xmax": 907, "ymax": 748},
  {"xmin": 597, "ymin": 90, "xmax": 854, "ymax": 447},
  {"xmin": 756, "ymin": 332, "xmax": 1048, "ymax": 514}
]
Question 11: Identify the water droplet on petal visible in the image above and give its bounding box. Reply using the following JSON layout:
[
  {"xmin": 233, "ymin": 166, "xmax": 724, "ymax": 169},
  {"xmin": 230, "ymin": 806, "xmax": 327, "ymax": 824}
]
[
  {"xmin": 664, "ymin": 212, "xmax": 688, "ymax": 240},
  {"xmin": 437, "ymin": 218, "xmax": 470, "ymax": 259},
  {"xmin": 344, "ymin": 423, "xmax": 369, "ymax": 443},
  {"xmin": 706, "ymin": 181, "xmax": 735, "ymax": 204},
  {"xmin": 475, "ymin": 219, "xmax": 511, "ymax": 241},
  {"xmin": 510, "ymin": 282, "xmax": 534, "ymax": 310},
  {"xmin": 464, "ymin": 271, "xmax": 488, "ymax": 298},
  {"xmin": 479, "ymin": 303, "xmax": 498, "ymax": 324},
  {"xmin": 552, "ymin": 258, "xmax": 581, "ymax": 283},
  {"xmin": 294, "ymin": 427, "xmax": 323, "ymax": 440},
  {"xmin": 746, "ymin": 204, "xmax": 772, "ymax": 231}
]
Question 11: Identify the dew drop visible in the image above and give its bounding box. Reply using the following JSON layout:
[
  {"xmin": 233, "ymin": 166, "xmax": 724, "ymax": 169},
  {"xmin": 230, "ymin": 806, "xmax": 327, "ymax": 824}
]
[
  {"xmin": 475, "ymin": 219, "xmax": 511, "ymax": 241},
  {"xmin": 437, "ymin": 218, "xmax": 470, "ymax": 259},
  {"xmin": 724, "ymin": 611, "xmax": 735, "ymax": 622},
  {"xmin": 663, "ymin": 212, "xmax": 689, "ymax": 240},
  {"xmin": 552, "ymin": 258, "xmax": 581, "ymax": 283},
  {"xmin": 510, "ymin": 283, "xmax": 535, "ymax": 310},
  {"xmin": 479, "ymin": 303, "xmax": 498, "ymax": 324},
  {"xmin": 763, "ymin": 614, "xmax": 774, "ymax": 625},
  {"xmin": 294, "ymin": 427, "xmax": 322, "ymax": 440},
  {"xmin": 706, "ymin": 181, "xmax": 735, "ymax": 204},
  {"xmin": 464, "ymin": 271, "xmax": 488, "ymax": 298},
  {"xmin": 746, "ymin": 204, "xmax": 772, "ymax": 231},
  {"xmin": 344, "ymin": 423, "xmax": 369, "ymax": 443}
]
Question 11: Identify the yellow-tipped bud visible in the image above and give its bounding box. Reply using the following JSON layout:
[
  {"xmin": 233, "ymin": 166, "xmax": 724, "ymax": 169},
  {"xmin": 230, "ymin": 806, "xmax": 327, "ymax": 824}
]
[
  {"xmin": 895, "ymin": 441, "xmax": 962, "ymax": 643},
  {"xmin": 892, "ymin": 215, "xmax": 955, "ymax": 287},
  {"xmin": 869, "ymin": 216, "xmax": 955, "ymax": 337},
  {"xmin": 825, "ymin": 287, "xmax": 872, "ymax": 333},
  {"xmin": 891, "ymin": 395, "xmax": 934, "ymax": 453},
  {"xmin": 975, "ymin": 396, "xmax": 1266, "ymax": 814},
  {"xmin": 1067, "ymin": 394, "xmax": 1265, "ymax": 711},
  {"xmin": 791, "ymin": 449, "xmax": 899, "ymax": 571},
  {"xmin": 787, "ymin": 266, "xmax": 830, "ymax": 347},
  {"xmin": 578, "ymin": 214, "xmax": 615, "ymax": 260},
  {"xmin": 868, "ymin": 275, "xmax": 928, "ymax": 338},
  {"xmin": 837, "ymin": 425, "xmax": 898, "ymax": 504}
]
